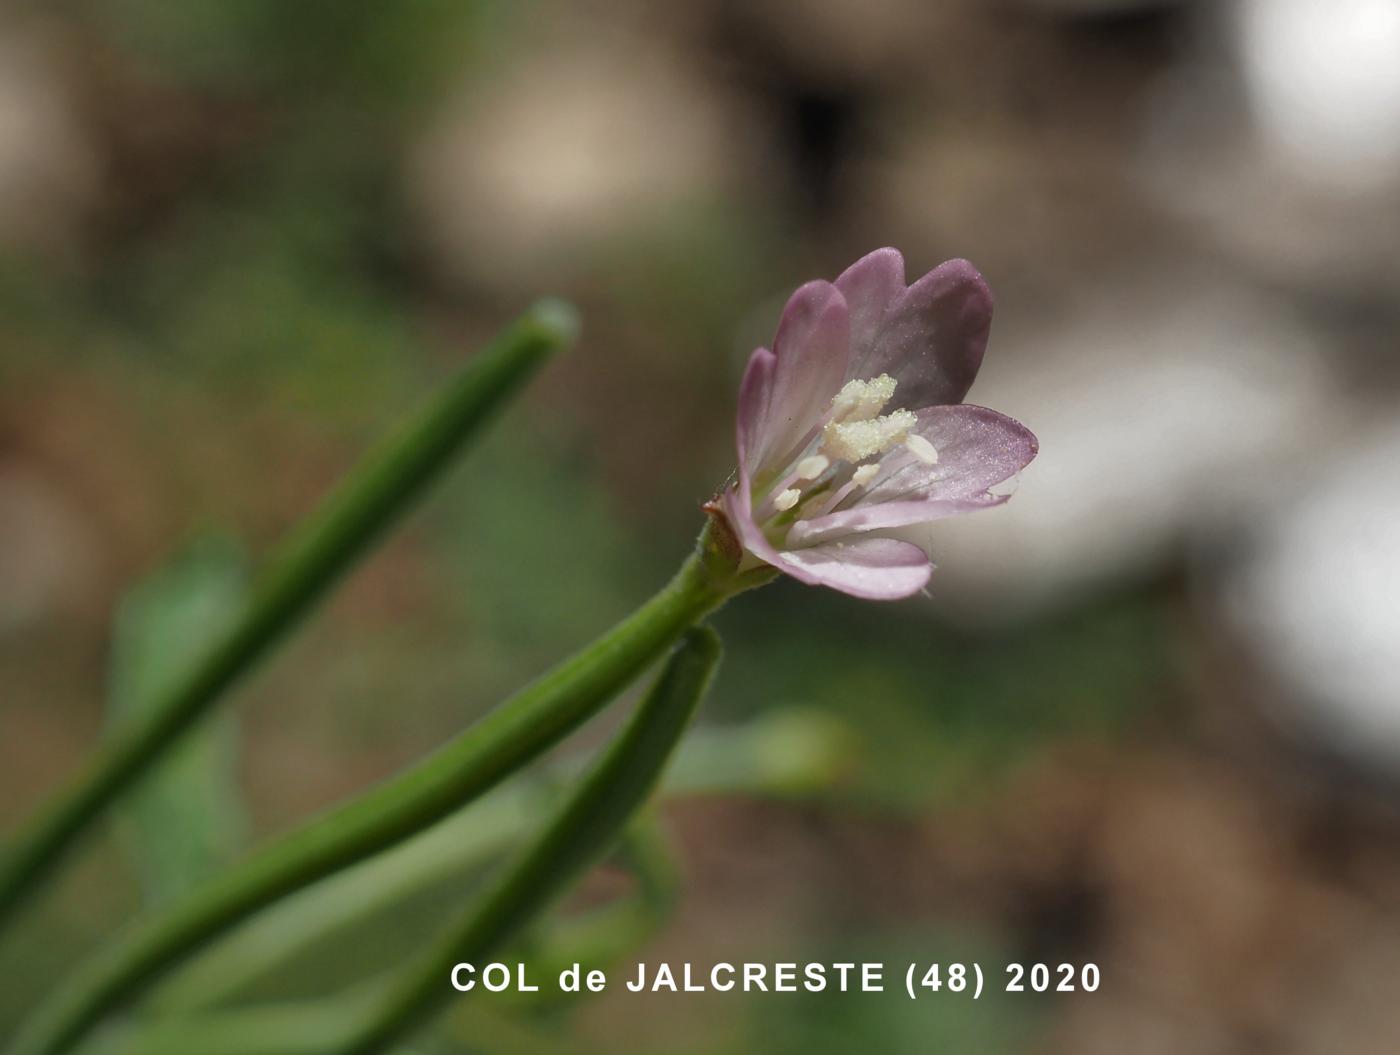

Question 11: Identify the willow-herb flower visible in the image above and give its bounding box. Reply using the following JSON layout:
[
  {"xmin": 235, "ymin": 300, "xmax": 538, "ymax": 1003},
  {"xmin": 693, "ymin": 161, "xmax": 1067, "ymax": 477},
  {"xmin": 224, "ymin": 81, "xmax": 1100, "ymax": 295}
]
[{"xmin": 713, "ymin": 248, "xmax": 1038, "ymax": 600}]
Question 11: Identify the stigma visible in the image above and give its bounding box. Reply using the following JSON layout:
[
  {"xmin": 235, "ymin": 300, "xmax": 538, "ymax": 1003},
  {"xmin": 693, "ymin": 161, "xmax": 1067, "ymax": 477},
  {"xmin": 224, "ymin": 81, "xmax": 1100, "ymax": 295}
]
[{"xmin": 773, "ymin": 488, "xmax": 802, "ymax": 511}]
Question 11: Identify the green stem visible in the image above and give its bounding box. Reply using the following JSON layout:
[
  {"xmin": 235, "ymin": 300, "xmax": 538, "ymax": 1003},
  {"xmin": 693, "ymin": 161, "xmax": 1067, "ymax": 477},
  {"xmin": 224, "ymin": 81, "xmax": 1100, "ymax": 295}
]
[
  {"xmin": 0, "ymin": 301, "xmax": 578, "ymax": 936},
  {"xmin": 83, "ymin": 629, "xmax": 719, "ymax": 1055},
  {"xmin": 84, "ymin": 995, "xmax": 371, "ymax": 1055},
  {"xmin": 8, "ymin": 538, "xmax": 748, "ymax": 1055},
  {"xmin": 344, "ymin": 625, "xmax": 722, "ymax": 1055},
  {"xmin": 502, "ymin": 813, "xmax": 678, "ymax": 1010},
  {"xmin": 149, "ymin": 705, "xmax": 839, "ymax": 1013}
]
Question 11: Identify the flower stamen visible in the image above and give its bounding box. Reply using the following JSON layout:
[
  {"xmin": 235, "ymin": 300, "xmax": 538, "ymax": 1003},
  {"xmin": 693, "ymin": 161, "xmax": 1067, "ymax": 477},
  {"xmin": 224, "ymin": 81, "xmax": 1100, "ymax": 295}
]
[
  {"xmin": 828, "ymin": 375, "xmax": 896, "ymax": 422},
  {"xmin": 821, "ymin": 409, "xmax": 916, "ymax": 463},
  {"xmin": 904, "ymin": 434, "xmax": 939, "ymax": 465}
]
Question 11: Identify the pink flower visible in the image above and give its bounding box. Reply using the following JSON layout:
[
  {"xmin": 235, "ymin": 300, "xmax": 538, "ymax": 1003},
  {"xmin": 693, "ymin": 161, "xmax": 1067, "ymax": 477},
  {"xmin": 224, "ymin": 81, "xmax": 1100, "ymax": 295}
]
[{"xmin": 717, "ymin": 249, "xmax": 1037, "ymax": 600}]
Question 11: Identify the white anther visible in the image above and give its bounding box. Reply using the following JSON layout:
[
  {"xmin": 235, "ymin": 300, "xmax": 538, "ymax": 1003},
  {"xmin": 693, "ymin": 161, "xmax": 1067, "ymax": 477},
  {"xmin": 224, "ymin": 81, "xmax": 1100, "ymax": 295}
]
[
  {"xmin": 829, "ymin": 374, "xmax": 897, "ymax": 423},
  {"xmin": 851, "ymin": 464, "xmax": 879, "ymax": 487},
  {"xmin": 821, "ymin": 409, "xmax": 917, "ymax": 463},
  {"xmin": 795, "ymin": 454, "xmax": 830, "ymax": 480},
  {"xmin": 904, "ymin": 434, "xmax": 939, "ymax": 465},
  {"xmin": 774, "ymin": 488, "xmax": 801, "ymax": 512}
]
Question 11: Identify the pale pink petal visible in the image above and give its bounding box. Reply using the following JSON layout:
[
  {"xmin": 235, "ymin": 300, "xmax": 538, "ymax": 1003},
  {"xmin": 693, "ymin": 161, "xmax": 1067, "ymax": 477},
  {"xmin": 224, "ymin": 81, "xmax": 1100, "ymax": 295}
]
[
  {"xmin": 861, "ymin": 404, "xmax": 1037, "ymax": 504},
  {"xmin": 777, "ymin": 536, "xmax": 932, "ymax": 600},
  {"xmin": 735, "ymin": 346, "xmax": 777, "ymax": 477},
  {"xmin": 854, "ymin": 258, "xmax": 993, "ymax": 411},
  {"xmin": 834, "ymin": 247, "xmax": 905, "ymax": 370},
  {"xmin": 786, "ymin": 494, "xmax": 1007, "ymax": 548},
  {"xmin": 760, "ymin": 280, "xmax": 850, "ymax": 470},
  {"xmin": 720, "ymin": 479, "xmax": 826, "ymax": 588},
  {"xmin": 785, "ymin": 405, "xmax": 1036, "ymax": 545}
]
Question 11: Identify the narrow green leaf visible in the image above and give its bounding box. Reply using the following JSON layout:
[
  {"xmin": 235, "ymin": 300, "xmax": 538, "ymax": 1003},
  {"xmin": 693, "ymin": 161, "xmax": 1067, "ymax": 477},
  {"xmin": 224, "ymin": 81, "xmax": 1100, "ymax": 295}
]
[
  {"xmin": 86, "ymin": 629, "xmax": 723, "ymax": 1055},
  {"xmin": 342, "ymin": 626, "xmax": 722, "ymax": 1055},
  {"xmin": 7, "ymin": 522, "xmax": 738, "ymax": 1055},
  {"xmin": 108, "ymin": 538, "xmax": 250, "ymax": 906},
  {"xmin": 0, "ymin": 300, "xmax": 577, "ymax": 935},
  {"xmin": 147, "ymin": 697, "xmax": 830, "ymax": 1013}
]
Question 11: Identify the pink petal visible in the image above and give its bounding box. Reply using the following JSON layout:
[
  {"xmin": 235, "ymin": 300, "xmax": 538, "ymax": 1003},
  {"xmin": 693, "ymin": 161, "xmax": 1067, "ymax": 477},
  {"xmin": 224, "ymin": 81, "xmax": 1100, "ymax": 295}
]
[
  {"xmin": 834, "ymin": 247, "xmax": 906, "ymax": 369},
  {"xmin": 721, "ymin": 478, "xmax": 826, "ymax": 589},
  {"xmin": 785, "ymin": 405, "xmax": 1036, "ymax": 545},
  {"xmin": 777, "ymin": 536, "xmax": 933, "ymax": 600},
  {"xmin": 863, "ymin": 404, "xmax": 1038, "ymax": 504},
  {"xmin": 851, "ymin": 258, "xmax": 993, "ymax": 412},
  {"xmin": 735, "ymin": 346, "xmax": 777, "ymax": 477},
  {"xmin": 760, "ymin": 280, "xmax": 850, "ymax": 470},
  {"xmin": 787, "ymin": 494, "xmax": 1008, "ymax": 547}
]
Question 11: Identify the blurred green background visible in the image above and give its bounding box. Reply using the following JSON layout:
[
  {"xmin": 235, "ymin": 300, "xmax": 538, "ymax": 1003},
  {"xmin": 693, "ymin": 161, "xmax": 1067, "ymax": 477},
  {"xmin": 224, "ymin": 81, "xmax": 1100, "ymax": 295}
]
[{"xmin": 4, "ymin": 1, "xmax": 1400, "ymax": 1052}]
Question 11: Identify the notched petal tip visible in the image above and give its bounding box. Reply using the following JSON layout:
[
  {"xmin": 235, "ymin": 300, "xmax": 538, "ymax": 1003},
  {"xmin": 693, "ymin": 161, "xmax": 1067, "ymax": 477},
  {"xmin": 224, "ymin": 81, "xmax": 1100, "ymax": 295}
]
[
  {"xmin": 773, "ymin": 280, "xmax": 848, "ymax": 359},
  {"xmin": 906, "ymin": 257, "xmax": 994, "ymax": 332},
  {"xmin": 835, "ymin": 247, "xmax": 907, "ymax": 290},
  {"xmin": 930, "ymin": 256, "xmax": 990, "ymax": 291},
  {"xmin": 739, "ymin": 344, "xmax": 779, "ymax": 389},
  {"xmin": 930, "ymin": 260, "xmax": 994, "ymax": 354},
  {"xmin": 835, "ymin": 249, "xmax": 906, "ymax": 365},
  {"xmin": 837, "ymin": 252, "xmax": 997, "ymax": 409}
]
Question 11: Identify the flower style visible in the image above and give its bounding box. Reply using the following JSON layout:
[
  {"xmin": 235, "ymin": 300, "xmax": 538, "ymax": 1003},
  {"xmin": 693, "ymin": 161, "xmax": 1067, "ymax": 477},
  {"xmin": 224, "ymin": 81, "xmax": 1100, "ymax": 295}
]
[{"xmin": 716, "ymin": 248, "xmax": 1037, "ymax": 600}]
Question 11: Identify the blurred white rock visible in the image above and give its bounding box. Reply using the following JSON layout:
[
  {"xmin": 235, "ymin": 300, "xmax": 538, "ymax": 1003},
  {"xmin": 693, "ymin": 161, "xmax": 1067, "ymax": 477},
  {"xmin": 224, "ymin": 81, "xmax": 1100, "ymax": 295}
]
[
  {"xmin": 1140, "ymin": 0, "xmax": 1400, "ymax": 295},
  {"xmin": 1235, "ymin": 0, "xmax": 1400, "ymax": 191},
  {"xmin": 0, "ymin": 464, "xmax": 101, "ymax": 632},
  {"xmin": 1218, "ymin": 421, "xmax": 1400, "ymax": 773},
  {"xmin": 0, "ymin": 24, "xmax": 98, "ymax": 257},
  {"xmin": 896, "ymin": 266, "xmax": 1344, "ymax": 620},
  {"xmin": 406, "ymin": 27, "xmax": 750, "ymax": 292},
  {"xmin": 1012, "ymin": 0, "xmax": 1183, "ymax": 14}
]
